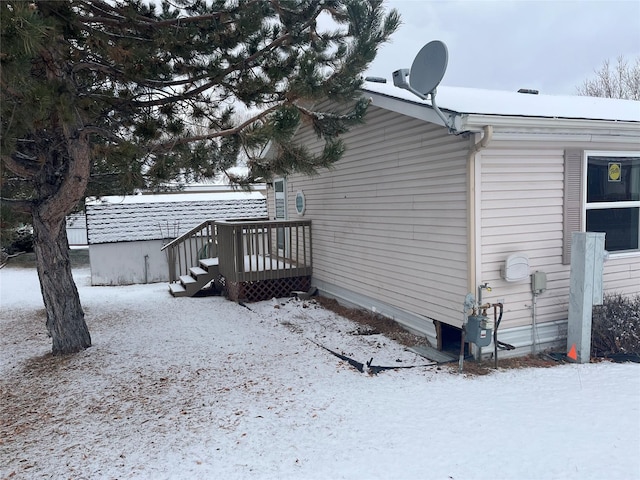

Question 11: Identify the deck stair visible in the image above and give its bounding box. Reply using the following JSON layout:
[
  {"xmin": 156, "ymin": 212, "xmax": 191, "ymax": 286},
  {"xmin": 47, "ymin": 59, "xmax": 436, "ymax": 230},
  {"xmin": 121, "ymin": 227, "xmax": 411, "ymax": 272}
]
[{"xmin": 169, "ymin": 257, "xmax": 219, "ymax": 297}]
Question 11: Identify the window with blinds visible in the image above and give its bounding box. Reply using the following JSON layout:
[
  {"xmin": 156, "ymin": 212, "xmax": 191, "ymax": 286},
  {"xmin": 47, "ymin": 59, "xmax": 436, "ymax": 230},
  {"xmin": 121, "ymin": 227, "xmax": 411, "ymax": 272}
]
[{"xmin": 585, "ymin": 153, "xmax": 640, "ymax": 252}]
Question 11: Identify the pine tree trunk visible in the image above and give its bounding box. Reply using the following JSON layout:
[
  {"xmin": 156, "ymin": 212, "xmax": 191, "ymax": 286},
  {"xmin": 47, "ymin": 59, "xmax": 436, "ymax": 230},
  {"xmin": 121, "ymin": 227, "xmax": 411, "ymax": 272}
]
[{"xmin": 32, "ymin": 202, "xmax": 91, "ymax": 355}]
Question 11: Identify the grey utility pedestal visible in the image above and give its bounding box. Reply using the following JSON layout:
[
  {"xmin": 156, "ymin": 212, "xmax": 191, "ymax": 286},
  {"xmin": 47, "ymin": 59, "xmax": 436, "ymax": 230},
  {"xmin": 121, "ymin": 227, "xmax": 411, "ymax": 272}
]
[{"xmin": 567, "ymin": 232, "xmax": 606, "ymax": 364}]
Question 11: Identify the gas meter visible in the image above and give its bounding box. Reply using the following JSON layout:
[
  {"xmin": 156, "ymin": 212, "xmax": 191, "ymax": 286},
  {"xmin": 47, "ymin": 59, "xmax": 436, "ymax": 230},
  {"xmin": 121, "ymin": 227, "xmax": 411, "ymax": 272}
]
[{"xmin": 465, "ymin": 314, "xmax": 492, "ymax": 347}]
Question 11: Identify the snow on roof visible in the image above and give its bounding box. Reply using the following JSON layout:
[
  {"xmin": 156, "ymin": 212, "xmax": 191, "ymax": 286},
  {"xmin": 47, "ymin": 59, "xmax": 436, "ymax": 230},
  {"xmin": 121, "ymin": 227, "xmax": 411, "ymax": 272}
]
[
  {"xmin": 86, "ymin": 190, "xmax": 264, "ymax": 205},
  {"xmin": 86, "ymin": 194, "xmax": 267, "ymax": 244},
  {"xmin": 362, "ymin": 81, "xmax": 640, "ymax": 122}
]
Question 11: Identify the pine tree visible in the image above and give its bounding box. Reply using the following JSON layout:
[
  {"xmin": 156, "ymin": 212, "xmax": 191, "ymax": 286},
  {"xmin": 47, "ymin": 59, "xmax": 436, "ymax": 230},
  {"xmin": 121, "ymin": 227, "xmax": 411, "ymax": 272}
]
[{"xmin": 0, "ymin": 0, "xmax": 400, "ymax": 354}]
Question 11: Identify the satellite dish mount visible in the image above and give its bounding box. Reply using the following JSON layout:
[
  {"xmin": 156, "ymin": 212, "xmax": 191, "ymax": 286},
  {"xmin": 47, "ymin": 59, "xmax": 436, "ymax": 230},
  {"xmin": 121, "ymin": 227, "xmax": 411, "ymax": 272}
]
[{"xmin": 392, "ymin": 40, "xmax": 456, "ymax": 133}]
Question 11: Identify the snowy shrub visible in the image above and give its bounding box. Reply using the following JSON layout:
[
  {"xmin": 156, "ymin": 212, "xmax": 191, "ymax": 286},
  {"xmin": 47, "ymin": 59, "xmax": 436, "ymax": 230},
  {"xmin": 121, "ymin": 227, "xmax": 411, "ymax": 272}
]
[
  {"xmin": 1, "ymin": 225, "xmax": 33, "ymax": 256},
  {"xmin": 591, "ymin": 294, "xmax": 640, "ymax": 357},
  {"xmin": 9, "ymin": 225, "xmax": 34, "ymax": 253}
]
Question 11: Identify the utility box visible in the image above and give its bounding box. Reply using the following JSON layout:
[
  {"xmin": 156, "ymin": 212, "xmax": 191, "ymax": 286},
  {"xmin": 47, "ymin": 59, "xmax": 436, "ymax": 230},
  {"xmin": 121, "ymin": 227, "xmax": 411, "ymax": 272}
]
[
  {"xmin": 502, "ymin": 253, "xmax": 530, "ymax": 282},
  {"xmin": 531, "ymin": 271, "xmax": 547, "ymax": 294},
  {"xmin": 465, "ymin": 315, "xmax": 492, "ymax": 347}
]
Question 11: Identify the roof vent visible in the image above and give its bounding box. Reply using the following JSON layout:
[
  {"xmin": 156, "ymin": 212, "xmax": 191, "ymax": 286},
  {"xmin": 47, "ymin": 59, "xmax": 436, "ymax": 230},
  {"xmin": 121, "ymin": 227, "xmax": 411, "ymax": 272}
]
[
  {"xmin": 365, "ymin": 76, "xmax": 387, "ymax": 83},
  {"xmin": 518, "ymin": 88, "xmax": 539, "ymax": 95}
]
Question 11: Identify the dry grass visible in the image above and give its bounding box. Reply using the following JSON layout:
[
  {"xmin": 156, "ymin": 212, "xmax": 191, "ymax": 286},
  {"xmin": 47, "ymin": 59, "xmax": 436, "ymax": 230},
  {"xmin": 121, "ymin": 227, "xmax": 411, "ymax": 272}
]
[
  {"xmin": 314, "ymin": 295, "xmax": 562, "ymax": 375},
  {"xmin": 454, "ymin": 355, "xmax": 561, "ymax": 376},
  {"xmin": 314, "ymin": 296, "xmax": 429, "ymax": 348}
]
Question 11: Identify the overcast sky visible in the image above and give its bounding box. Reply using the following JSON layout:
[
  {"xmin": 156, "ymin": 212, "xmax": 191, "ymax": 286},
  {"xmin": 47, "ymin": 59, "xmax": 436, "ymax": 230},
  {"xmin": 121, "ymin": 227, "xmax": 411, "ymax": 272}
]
[{"xmin": 364, "ymin": 0, "xmax": 640, "ymax": 96}]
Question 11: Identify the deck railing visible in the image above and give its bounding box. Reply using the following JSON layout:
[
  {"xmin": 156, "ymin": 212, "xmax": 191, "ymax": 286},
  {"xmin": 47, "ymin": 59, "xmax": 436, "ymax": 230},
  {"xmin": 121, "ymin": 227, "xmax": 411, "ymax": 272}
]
[
  {"xmin": 161, "ymin": 219, "xmax": 312, "ymax": 284},
  {"xmin": 160, "ymin": 220, "xmax": 217, "ymax": 282},
  {"xmin": 216, "ymin": 220, "xmax": 312, "ymax": 283}
]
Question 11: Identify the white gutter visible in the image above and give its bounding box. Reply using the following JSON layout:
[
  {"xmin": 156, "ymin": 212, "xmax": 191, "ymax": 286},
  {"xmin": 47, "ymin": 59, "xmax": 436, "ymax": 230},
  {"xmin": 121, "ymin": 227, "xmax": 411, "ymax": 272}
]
[{"xmin": 460, "ymin": 114, "xmax": 640, "ymax": 135}]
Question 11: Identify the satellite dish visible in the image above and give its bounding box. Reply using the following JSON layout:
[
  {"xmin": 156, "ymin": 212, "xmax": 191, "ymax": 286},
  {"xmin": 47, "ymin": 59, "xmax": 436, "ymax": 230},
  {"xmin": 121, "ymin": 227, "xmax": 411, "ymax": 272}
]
[
  {"xmin": 409, "ymin": 40, "xmax": 448, "ymax": 95},
  {"xmin": 391, "ymin": 40, "xmax": 455, "ymax": 133}
]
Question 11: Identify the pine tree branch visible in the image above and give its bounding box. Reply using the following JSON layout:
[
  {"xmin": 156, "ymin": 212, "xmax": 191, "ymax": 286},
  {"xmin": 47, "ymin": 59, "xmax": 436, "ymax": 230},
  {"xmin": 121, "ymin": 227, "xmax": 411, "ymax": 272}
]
[
  {"xmin": 71, "ymin": 59, "xmax": 207, "ymax": 89},
  {"xmin": 0, "ymin": 78, "xmax": 24, "ymax": 100},
  {"xmin": 240, "ymin": 2, "xmax": 327, "ymax": 67},
  {"xmin": 121, "ymin": 3, "xmax": 324, "ymax": 108},
  {"xmin": 67, "ymin": 0, "xmax": 333, "ymax": 110},
  {"xmin": 71, "ymin": 61, "xmax": 117, "ymax": 76},
  {"xmin": 77, "ymin": 126, "xmax": 120, "ymax": 141},
  {"xmin": 0, "ymin": 197, "xmax": 34, "ymax": 213},
  {"xmin": 77, "ymin": 0, "xmax": 232, "ymax": 28},
  {"xmin": 153, "ymin": 104, "xmax": 280, "ymax": 151},
  {"xmin": 2, "ymin": 154, "xmax": 41, "ymax": 179},
  {"xmin": 125, "ymin": 24, "xmax": 297, "ymax": 108},
  {"xmin": 78, "ymin": 0, "xmax": 126, "ymax": 20}
]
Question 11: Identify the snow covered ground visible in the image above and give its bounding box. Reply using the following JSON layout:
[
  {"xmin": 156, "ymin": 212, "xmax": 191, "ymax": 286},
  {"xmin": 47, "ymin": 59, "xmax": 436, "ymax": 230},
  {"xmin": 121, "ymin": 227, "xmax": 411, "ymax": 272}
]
[{"xmin": 1, "ymin": 266, "xmax": 639, "ymax": 480}]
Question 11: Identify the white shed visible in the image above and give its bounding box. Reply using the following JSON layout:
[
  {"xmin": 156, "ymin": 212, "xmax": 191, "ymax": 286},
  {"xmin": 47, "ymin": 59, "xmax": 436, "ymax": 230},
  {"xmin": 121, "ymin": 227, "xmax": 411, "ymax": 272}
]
[
  {"xmin": 266, "ymin": 81, "xmax": 640, "ymax": 358},
  {"xmin": 86, "ymin": 191, "xmax": 267, "ymax": 285},
  {"xmin": 66, "ymin": 212, "xmax": 88, "ymax": 246}
]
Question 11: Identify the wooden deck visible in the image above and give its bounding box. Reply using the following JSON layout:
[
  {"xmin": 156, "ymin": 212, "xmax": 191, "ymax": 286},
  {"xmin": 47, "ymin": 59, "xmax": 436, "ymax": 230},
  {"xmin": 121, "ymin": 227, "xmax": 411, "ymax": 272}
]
[{"xmin": 162, "ymin": 219, "xmax": 312, "ymax": 300}]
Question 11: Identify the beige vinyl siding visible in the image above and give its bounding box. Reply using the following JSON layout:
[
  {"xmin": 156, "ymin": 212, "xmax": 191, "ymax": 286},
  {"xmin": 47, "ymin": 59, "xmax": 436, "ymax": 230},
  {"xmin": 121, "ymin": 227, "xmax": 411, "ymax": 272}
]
[
  {"xmin": 480, "ymin": 149, "xmax": 568, "ymax": 329},
  {"xmin": 602, "ymin": 257, "xmax": 640, "ymax": 296},
  {"xmin": 480, "ymin": 148, "xmax": 640, "ymax": 331},
  {"xmin": 281, "ymin": 105, "xmax": 470, "ymax": 327}
]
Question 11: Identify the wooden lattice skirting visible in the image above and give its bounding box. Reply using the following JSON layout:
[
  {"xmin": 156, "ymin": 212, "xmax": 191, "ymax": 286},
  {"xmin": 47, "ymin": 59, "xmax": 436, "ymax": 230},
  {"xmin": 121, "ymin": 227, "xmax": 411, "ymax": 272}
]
[{"xmin": 224, "ymin": 276, "xmax": 311, "ymax": 302}]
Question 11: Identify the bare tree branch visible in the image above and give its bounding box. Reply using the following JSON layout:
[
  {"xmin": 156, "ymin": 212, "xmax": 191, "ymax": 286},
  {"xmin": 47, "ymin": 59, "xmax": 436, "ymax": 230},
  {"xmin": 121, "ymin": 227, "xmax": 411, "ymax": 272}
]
[{"xmin": 577, "ymin": 56, "xmax": 640, "ymax": 100}]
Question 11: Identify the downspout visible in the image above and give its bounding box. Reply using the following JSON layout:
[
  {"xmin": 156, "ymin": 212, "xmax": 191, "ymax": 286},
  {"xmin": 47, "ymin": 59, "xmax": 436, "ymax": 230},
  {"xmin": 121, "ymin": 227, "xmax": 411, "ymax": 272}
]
[{"xmin": 466, "ymin": 125, "xmax": 493, "ymax": 357}]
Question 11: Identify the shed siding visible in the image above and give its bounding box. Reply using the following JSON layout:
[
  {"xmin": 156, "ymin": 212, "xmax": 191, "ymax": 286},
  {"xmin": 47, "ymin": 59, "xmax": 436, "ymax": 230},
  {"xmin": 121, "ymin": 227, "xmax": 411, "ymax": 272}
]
[
  {"xmin": 66, "ymin": 213, "xmax": 88, "ymax": 246},
  {"xmin": 280, "ymin": 106, "xmax": 470, "ymax": 328},
  {"xmin": 479, "ymin": 148, "xmax": 640, "ymax": 333},
  {"xmin": 89, "ymin": 239, "xmax": 169, "ymax": 285}
]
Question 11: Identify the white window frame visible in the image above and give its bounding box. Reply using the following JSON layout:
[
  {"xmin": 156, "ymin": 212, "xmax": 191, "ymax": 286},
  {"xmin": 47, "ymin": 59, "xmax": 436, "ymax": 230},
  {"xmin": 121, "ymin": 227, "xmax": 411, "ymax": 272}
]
[{"xmin": 583, "ymin": 150, "xmax": 640, "ymax": 257}]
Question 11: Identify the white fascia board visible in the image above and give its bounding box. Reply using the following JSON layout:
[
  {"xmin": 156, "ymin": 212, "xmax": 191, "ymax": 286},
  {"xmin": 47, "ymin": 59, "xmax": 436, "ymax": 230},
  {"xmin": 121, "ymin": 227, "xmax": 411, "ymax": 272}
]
[
  {"xmin": 364, "ymin": 91, "xmax": 463, "ymax": 132},
  {"xmin": 365, "ymin": 90, "xmax": 639, "ymax": 143},
  {"xmin": 459, "ymin": 115, "xmax": 640, "ymax": 148},
  {"xmin": 486, "ymin": 132, "xmax": 640, "ymax": 148},
  {"xmin": 461, "ymin": 114, "xmax": 640, "ymax": 135}
]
